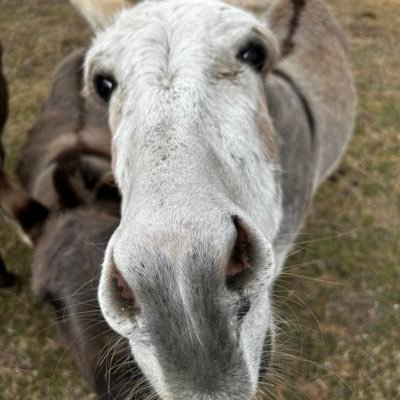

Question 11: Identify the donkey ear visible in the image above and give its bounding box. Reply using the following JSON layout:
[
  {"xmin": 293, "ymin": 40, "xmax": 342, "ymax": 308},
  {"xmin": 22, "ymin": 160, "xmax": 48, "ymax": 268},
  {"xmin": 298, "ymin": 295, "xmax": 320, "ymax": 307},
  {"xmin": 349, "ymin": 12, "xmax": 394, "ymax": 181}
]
[{"xmin": 70, "ymin": 0, "xmax": 134, "ymax": 31}]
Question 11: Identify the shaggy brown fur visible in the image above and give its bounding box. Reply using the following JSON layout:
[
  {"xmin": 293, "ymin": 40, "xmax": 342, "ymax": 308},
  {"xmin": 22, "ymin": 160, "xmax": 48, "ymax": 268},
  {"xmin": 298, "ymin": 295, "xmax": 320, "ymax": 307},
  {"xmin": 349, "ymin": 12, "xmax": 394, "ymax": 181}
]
[{"xmin": 17, "ymin": 50, "xmax": 111, "ymax": 209}]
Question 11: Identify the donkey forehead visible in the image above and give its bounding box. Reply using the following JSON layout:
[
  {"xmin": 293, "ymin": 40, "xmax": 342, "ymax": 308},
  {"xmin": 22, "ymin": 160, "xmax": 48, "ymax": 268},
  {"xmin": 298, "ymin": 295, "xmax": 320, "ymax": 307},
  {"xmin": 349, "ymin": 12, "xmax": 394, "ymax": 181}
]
[{"xmin": 87, "ymin": 0, "xmax": 267, "ymax": 74}]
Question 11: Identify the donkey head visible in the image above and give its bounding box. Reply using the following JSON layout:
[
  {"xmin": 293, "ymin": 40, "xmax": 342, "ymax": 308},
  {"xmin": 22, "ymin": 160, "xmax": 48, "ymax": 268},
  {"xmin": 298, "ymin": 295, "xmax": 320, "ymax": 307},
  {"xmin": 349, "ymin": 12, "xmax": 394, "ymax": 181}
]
[{"xmin": 80, "ymin": 1, "xmax": 282, "ymax": 398}]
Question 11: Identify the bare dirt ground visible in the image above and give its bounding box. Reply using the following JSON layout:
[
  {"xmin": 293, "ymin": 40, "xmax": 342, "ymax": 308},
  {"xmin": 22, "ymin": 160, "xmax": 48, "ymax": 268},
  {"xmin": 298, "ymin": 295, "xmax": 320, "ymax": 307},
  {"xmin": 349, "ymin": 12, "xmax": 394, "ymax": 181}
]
[{"xmin": 0, "ymin": 0, "xmax": 399, "ymax": 399}]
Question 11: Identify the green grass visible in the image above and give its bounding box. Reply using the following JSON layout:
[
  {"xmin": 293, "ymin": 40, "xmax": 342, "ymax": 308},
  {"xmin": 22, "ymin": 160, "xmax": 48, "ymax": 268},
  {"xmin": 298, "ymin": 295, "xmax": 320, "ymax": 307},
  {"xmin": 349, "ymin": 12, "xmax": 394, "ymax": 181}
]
[{"xmin": 0, "ymin": 0, "xmax": 399, "ymax": 399}]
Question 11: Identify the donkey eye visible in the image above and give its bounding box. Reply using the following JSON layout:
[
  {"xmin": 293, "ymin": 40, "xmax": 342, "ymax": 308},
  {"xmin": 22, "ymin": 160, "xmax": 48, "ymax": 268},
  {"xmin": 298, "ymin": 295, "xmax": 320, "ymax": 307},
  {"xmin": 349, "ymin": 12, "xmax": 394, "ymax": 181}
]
[
  {"xmin": 237, "ymin": 41, "xmax": 268, "ymax": 72},
  {"xmin": 94, "ymin": 74, "xmax": 117, "ymax": 103}
]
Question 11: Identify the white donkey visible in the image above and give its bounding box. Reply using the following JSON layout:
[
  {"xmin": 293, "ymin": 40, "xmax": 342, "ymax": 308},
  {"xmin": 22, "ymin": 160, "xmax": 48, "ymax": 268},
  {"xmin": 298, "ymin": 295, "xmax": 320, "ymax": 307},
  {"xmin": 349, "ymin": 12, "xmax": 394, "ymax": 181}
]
[{"xmin": 72, "ymin": 0, "xmax": 356, "ymax": 398}]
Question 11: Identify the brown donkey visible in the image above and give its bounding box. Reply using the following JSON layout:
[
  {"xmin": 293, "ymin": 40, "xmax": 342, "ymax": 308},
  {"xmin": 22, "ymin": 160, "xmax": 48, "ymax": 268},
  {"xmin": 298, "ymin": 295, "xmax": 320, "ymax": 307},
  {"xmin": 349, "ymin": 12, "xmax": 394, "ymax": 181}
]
[{"xmin": 0, "ymin": 50, "xmax": 144, "ymax": 399}]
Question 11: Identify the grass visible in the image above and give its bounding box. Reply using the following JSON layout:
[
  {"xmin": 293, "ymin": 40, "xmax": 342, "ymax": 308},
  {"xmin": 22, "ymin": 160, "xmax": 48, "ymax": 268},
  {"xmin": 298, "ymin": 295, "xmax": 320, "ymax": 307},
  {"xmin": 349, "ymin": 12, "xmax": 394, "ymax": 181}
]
[{"xmin": 0, "ymin": 0, "xmax": 399, "ymax": 399}]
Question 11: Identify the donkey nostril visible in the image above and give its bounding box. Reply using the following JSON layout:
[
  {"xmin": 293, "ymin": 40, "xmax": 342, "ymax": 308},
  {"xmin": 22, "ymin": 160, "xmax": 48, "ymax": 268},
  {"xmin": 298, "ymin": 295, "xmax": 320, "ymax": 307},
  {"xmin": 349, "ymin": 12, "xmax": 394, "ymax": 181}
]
[
  {"xmin": 110, "ymin": 263, "xmax": 139, "ymax": 312},
  {"xmin": 226, "ymin": 215, "xmax": 253, "ymax": 290}
]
